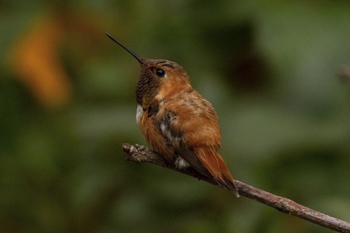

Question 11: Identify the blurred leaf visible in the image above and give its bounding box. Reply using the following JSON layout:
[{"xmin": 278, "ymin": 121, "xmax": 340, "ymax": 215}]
[{"xmin": 7, "ymin": 14, "xmax": 71, "ymax": 107}]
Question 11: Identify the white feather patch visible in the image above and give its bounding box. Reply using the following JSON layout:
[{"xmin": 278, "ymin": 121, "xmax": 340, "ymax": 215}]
[
  {"xmin": 136, "ymin": 105, "xmax": 143, "ymax": 125},
  {"xmin": 160, "ymin": 121, "xmax": 181, "ymax": 148},
  {"xmin": 175, "ymin": 156, "xmax": 190, "ymax": 169}
]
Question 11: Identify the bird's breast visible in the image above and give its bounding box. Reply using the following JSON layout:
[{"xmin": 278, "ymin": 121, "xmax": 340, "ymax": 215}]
[{"xmin": 135, "ymin": 104, "xmax": 175, "ymax": 161}]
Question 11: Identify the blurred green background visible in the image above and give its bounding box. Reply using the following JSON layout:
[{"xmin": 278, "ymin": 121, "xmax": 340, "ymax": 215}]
[{"xmin": 1, "ymin": 0, "xmax": 350, "ymax": 232}]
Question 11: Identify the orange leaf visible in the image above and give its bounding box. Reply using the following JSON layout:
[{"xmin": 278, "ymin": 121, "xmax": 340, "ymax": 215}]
[{"xmin": 8, "ymin": 15, "xmax": 71, "ymax": 107}]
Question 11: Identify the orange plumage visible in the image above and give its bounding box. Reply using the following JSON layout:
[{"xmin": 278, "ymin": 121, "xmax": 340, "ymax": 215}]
[{"xmin": 106, "ymin": 34, "xmax": 239, "ymax": 196}]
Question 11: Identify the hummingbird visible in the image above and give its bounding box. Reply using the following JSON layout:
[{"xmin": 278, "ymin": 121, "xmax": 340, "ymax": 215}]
[{"xmin": 106, "ymin": 33, "xmax": 239, "ymax": 197}]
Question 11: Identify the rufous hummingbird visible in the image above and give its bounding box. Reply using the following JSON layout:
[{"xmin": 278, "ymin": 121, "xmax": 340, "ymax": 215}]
[{"xmin": 106, "ymin": 33, "xmax": 239, "ymax": 197}]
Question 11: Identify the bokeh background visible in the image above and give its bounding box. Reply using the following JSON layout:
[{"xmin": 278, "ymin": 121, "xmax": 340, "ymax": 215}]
[{"xmin": 1, "ymin": 0, "xmax": 350, "ymax": 232}]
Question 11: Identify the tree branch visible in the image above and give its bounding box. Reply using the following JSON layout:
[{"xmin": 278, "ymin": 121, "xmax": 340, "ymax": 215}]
[{"xmin": 122, "ymin": 143, "xmax": 350, "ymax": 233}]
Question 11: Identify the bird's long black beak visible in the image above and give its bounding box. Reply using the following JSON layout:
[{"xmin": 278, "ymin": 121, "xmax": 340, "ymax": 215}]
[{"xmin": 105, "ymin": 33, "xmax": 146, "ymax": 65}]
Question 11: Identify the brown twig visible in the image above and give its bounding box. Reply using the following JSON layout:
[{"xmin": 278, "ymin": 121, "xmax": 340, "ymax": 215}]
[{"xmin": 122, "ymin": 143, "xmax": 350, "ymax": 233}]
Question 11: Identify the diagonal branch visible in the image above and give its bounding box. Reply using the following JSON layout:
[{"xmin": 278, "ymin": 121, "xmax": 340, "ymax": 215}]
[{"xmin": 122, "ymin": 143, "xmax": 350, "ymax": 233}]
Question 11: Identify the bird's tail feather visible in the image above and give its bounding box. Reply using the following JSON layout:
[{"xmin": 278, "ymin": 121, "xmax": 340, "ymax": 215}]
[{"xmin": 194, "ymin": 147, "xmax": 239, "ymax": 197}]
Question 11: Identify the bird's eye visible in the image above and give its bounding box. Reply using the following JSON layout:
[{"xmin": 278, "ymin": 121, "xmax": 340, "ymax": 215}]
[{"xmin": 156, "ymin": 68, "xmax": 166, "ymax": 77}]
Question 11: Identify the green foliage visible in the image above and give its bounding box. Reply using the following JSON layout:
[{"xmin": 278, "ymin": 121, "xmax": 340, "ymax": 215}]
[{"xmin": 1, "ymin": 0, "xmax": 350, "ymax": 232}]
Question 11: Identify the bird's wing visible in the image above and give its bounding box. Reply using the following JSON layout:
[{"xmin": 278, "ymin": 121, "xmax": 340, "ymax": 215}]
[{"xmin": 156, "ymin": 89, "xmax": 238, "ymax": 195}]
